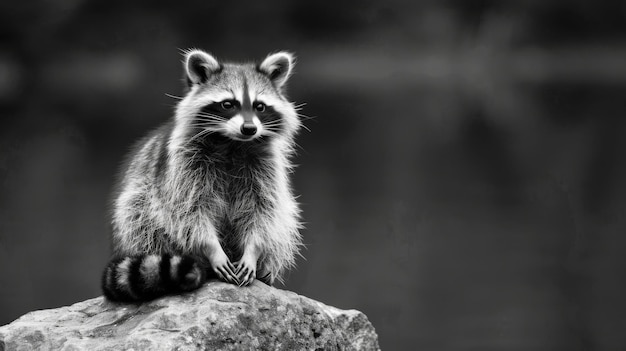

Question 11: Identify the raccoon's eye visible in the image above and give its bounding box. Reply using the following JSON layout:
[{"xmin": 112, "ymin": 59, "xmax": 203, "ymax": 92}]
[
  {"xmin": 254, "ymin": 102, "xmax": 266, "ymax": 113},
  {"xmin": 221, "ymin": 101, "xmax": 234, "ymax": 110}
]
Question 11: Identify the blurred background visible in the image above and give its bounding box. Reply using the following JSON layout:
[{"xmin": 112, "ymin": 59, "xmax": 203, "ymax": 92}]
[{"xmin": 1, "ymin": 0, "xmax": 626, "ymax": 350}]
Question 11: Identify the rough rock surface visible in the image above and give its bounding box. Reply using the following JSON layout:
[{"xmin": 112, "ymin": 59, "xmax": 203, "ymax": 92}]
[{"xmin": 0, "ymin": 281, "xmax": 380, "ymax": 351}]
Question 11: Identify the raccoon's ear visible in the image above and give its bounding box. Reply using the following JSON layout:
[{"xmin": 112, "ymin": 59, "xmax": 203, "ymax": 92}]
[
  {"xmin": 258, "ymin": 52, "xmax": 295, "ymax": 88},
  {"xmin": 184, "ymin": 49, "xmax": 221, "ymax": 86}
]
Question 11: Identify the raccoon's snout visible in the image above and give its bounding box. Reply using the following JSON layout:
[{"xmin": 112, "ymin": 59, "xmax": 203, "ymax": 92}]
[{"xmin": 240, "ymin": 123, "xmax": 257, "ymax": 136}]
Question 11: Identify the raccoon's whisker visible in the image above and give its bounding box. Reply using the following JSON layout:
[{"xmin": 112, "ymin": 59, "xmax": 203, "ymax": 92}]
[
  {"xmin": 196, "ymin": 112, "xmax": 224, "ymax": 117},
  {"xmin": 264, "ymin": 128, "xmax": 283, "ymax": 134},
  {"xmin": 192, "ymin": 122, "xmax": 224, "ymax": 128},
  {"xmin": 194, "ymin": 128, "xmax": 221, "ymax": 140},
  {"xmin": 291, "ymin": 140, "xmax": 306, "ymax": 152},
  {"xmin": 196, "ymin": 110, "xmax": 223, "ymax": 116},
  {"xmin": 296, "ymin": 113, "xmax": 316, "ymax": 121},
  {"xmin": 195, "ymin": 115, "xmax": 227, "ymax": 122},
  {"xmin": 263, "ymin": 122, "xmax": 283, "ymax": 128},
  {"xmin": 189, "ymin": 120, "xmax": 223, "ymax": 126},
  {"xmin": 187, "ymin": 125, "xmax": 221, "ymax": 131},
  {"xmin": 189, "ymin": 121, "xmax": 222, "ymax": 125},
  {"xmin": 186, "ymin": 127, "xmax": 222, "ymax": 143},
  {"xmin": 193, "ymin": 119, "xmax": 226, "ymax": 126},
  {"xmin": 185, "ymin": 128, "xmax": 216, "ymax": 138},
  {"xmin": 262, "ymin": 130, "xmax": 280, "ymax": 138},
  {"xmin": 195, "ymin": 118, "xmax": 225, "ymax": 124},
  {"xmin": 165, "ymin": 93, "xmax": 184, "ymax": 100},
  {"xmin": 196, "ymin": 112, "xmax": 226, "ymax": 119},
  {"xmin": 188, "ymin": 121, "xmax": 222, "ymax": 126},
  {"xmin": 263, "ymin": 119, "xmax": 283, "ymax": 125},
  {"xmin": 296, "ymin": 113, "xmax": 314, "ymax": 132}
]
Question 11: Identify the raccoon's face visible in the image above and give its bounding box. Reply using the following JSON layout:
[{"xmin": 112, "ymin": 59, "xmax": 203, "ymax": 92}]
[{"xmin": 174, "ymin": 50, "xmax": 299, "ymax": 144}]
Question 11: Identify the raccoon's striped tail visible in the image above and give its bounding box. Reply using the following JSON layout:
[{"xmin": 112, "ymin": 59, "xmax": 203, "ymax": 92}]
[{"xmin": 102, "ymin": 254, "xmax": 211, "ymax": 302}]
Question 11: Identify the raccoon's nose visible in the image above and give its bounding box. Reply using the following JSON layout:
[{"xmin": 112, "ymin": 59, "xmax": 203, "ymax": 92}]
[{"xmin": 240, "ymin": 123, "xmax": 257, "ymax": 136}]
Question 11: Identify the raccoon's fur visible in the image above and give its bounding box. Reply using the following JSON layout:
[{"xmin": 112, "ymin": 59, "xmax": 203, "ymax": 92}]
[{"xmin": 102, "ymin": 49, "xmax": 303, "ymax": 302}]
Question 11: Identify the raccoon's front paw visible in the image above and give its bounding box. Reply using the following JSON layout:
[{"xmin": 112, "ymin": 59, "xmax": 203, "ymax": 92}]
[
  {"xmin": 209, "ymin": 251, "xmax": 239, "ymax": 285},
  {"xmin": 234, "ymin": 255, "xmax": 257, "ymax": 287}
]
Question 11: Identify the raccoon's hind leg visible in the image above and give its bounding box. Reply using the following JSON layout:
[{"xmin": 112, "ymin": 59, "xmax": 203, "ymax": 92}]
[{"xmin": 256, "ymin": 266, "xmax": 273, "ymax": 286}]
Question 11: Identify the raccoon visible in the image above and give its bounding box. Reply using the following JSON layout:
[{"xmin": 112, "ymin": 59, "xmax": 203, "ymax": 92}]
[{"xmin": 101, "ymin": 49, "xmax": 303, "ymax": 302}]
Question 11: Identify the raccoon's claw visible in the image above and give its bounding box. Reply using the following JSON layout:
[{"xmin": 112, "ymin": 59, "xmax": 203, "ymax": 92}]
[
  {"xmin": 214, "ymin": 263, "xmax": 239, "ymax": 285},
  {"xmin": 237, "ymin": 269, "xmax": 255, "ymax": 287},
  {"xmin": 234, "ymin": 259, "xmax": 256, "ymax": 287},
  {"xmin": 209, "ymin": 251, "xmax": 239, "ymax": 285}
]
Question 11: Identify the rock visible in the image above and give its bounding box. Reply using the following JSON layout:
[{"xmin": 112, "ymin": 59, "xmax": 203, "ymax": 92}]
[{"xmin": 0, "ymin": 281, "xmax": 380, "ymax": 351}]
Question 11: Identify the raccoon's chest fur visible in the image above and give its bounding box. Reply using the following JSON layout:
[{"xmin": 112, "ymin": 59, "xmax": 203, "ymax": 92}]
[{"xmin": 185, "ymin": 136, "xmax": 276, "ymax": 257}]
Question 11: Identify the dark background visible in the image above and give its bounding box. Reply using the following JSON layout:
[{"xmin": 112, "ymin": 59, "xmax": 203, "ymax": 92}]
[{"xmin": 2, "ymin": 1, "xmax": 626, "ymax": 350}]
